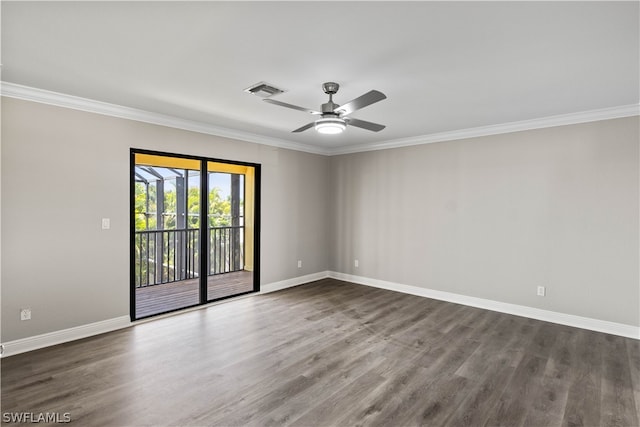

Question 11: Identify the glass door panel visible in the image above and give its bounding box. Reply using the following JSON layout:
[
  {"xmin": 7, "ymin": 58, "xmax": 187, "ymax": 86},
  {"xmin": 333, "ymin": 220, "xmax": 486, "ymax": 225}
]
[
  {"xmin": 133, "ymin": 154, "xmax": 201, "ymax": 318},
  {"xmin": 206, "ymin": 162, "xmax": 255, "ymax": 301}
]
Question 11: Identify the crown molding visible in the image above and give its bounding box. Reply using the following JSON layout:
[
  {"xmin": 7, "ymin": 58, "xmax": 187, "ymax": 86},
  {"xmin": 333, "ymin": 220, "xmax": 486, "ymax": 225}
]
[
  {"xmin": 2, "ymin": 82, "xmax": 637, "ymax": 157},
  {"xmin": 328, "ymin": 103, "xmax": 640, "ymax": 155},
  {"xmin": 0, "ymin": 82, "xmax": 331, "ymax": 156}
]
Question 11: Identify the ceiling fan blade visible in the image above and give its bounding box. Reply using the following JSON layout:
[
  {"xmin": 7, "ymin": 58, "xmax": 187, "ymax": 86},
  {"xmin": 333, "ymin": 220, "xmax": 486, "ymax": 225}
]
[
  {"xmin": 292, "ymin": 122, "xmax": 316, "ymax": 133},
  {"xmin": 263, "ymin": 99, "xmax": 322, "ymax": 115},
  {"xmin": 334, "ymin": 90, "xmax": 386, "ymax": 115},
  {"xmin": 345, "ymin": 117, "xmax": 386, "ymax": 132}
]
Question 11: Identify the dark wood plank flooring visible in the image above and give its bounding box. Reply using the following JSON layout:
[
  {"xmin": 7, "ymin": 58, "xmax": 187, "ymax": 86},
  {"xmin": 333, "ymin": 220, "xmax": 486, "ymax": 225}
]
[
  {"xmin": 135, "ymin": 270, "xmax": 253, "ymax": 318},
  {"xmin": 2, "ymin": 278, "xmax": 639, "ymax": 426}
]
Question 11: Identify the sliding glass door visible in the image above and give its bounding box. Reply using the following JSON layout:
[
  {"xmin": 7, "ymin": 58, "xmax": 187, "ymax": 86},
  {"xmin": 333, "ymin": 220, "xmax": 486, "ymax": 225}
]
[{"xmin": 131, "ymin": 150, "xmax": 260, "ymax": 320}]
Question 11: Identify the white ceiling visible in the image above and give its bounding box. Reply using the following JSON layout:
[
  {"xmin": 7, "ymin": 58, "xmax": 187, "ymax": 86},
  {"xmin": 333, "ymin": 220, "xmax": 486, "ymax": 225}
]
[{"xmin": 2, "ymin": 1, "xmax": 639, "ymax": 154}]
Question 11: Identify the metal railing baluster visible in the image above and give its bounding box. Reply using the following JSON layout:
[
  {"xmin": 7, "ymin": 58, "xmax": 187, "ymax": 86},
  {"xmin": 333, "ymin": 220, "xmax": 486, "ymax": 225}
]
[{"xmin": 134, "ymin": 226, "xmax": 245, "ymax": 288}]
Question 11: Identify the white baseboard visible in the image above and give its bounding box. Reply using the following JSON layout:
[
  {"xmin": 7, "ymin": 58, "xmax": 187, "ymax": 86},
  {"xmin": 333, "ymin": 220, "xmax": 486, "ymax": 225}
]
[
  {"xmin": 1, "ymin": 316, "xmax": 131, "ymax": 358},
  {"xmin": 329, "ymin": 271, "xmax": 639, "ymax": 340},
  {"xmin": 0, "ymin": 272, "xmax": 331, "ymax": 357},
  {"xmin": 4, "ymin": 270, "xmax": 635, "ymax": 357},
  {"xmin": 261, "ymin": 271, "xmax": 330, "ymax": 294}
]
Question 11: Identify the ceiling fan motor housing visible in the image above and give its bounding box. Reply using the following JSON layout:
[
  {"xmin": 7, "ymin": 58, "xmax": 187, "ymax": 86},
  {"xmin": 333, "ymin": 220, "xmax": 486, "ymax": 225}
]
[{"xmin": 322, "ymin": 103, "xmax": 339, "ymax": 114}]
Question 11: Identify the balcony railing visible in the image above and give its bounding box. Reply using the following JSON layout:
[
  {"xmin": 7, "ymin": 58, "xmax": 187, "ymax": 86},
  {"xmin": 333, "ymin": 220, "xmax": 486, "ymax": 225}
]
[{"xmin": 134, "ymin": 226, "xmax": 244, "ymax": 288}]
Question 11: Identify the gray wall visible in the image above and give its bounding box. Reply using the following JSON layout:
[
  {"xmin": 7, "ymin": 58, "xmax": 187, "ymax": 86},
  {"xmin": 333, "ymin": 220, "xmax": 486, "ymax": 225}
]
[
  {"xmin": 1, "ymin": 97, "xmax": 329, "ymax": 341},
  {"xmin": 2, "ymin": 96, "xmax": 638, "ymax": 343},
  {"xmin": 330, "ymin": 117, "xmax": 639, "ymax": 326}
]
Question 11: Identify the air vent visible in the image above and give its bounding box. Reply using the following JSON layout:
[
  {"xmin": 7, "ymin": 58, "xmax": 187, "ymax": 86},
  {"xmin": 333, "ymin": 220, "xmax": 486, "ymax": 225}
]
[{"xmin": 244, "ymin": 82, "xmax": 285, "ymax": 98}]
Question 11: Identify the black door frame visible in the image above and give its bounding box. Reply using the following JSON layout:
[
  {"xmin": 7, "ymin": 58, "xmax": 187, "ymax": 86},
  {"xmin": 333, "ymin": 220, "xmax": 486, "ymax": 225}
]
[{"xmin": 130, "ymin": 148, "xmax": 261, "ymax": 321}]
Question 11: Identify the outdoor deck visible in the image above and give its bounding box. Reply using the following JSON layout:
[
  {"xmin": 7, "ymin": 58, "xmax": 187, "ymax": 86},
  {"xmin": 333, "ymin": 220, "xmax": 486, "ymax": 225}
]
[{"xmin": 135, "ymin": 270, "xmax": 254, "ymax": 318}]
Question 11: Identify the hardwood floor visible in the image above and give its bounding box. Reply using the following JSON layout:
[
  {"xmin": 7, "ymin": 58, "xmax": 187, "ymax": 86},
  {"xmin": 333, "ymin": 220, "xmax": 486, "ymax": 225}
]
[{"xmin": 2, "ymin": 278, "xmax": 639, "ymax": 426}]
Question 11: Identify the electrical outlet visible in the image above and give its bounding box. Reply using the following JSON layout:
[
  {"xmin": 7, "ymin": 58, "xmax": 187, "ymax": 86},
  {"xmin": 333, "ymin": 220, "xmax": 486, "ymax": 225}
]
[
  {"xmin": 354, "ymin": 259, "xmax": 359, "ymax": 268},
  {"xmin": 20, "ymin": 308, "xmax": 31, "ymax": 321},
  {"xmin": 537, "ymin": 286, "xmax": 546, "ymax": 297},
  {"xmin": 101, "ymin": 218, "xmax": 111, "ymax": 230},
  {"xmin": 297, "ymin": 260, "xmax": 302, "ymax": 268}
]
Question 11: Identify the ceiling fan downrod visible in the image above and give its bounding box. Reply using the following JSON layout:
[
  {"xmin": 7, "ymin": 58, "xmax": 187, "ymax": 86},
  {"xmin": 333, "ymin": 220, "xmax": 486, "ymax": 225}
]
[{"xmin": 322, "ymin": 82, "xmax": 340, "ymax": 113}]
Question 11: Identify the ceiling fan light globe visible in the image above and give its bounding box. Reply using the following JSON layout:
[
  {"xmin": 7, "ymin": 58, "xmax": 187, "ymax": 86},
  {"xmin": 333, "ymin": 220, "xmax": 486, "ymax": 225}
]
[{"xmin": 315, "ymin": 118, "xmax": 346, "ymax": 134}]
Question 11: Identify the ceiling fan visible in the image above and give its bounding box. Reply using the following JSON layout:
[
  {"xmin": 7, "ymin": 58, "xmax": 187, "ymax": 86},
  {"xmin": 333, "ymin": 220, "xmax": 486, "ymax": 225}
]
[{"xmin": 264, "ymin": 82, "xmax": 387, "ymax": 135}]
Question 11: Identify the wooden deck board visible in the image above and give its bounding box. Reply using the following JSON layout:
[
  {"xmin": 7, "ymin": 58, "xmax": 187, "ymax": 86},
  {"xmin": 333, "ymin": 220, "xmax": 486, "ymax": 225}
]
[{"xmin": 135, "ymin": 270, "xmax": 254, "ymax": 318}]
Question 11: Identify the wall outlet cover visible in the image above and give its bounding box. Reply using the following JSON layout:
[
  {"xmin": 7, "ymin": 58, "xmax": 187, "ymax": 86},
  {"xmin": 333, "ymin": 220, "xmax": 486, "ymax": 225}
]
[{"xmin": 20, "ymin": 308, "xmax": 32, "ymax": 321}]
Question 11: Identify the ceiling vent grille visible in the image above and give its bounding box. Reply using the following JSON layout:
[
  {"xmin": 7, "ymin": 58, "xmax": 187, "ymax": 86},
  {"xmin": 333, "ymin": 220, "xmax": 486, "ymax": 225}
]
[{"xmin": 244, "ymin": 82, "xmax": 285, "ymax": 98}]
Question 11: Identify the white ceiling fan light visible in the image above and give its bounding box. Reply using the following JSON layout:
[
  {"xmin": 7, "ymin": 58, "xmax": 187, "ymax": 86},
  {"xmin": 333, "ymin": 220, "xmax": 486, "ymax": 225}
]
[{"xmin": 314, "ymin": 117, "xmax": 347, "ymax": 134}]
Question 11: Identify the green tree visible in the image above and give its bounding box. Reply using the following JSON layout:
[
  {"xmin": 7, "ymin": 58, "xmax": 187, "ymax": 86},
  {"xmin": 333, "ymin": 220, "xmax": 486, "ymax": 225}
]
[
  {"xmin": 209, "ymin": 187, "xmax": 231, "ymax": 226},
  {"xmin": 187, "ymin": 187, "xmax": 200, "ymax": 229},
  {"xmin": 134, "ymin": 182, "xmax": 157, "ymax": 231},
  {"xmin": 135, "ymin": 181, "xmax": 234, "ymax": 230}
]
